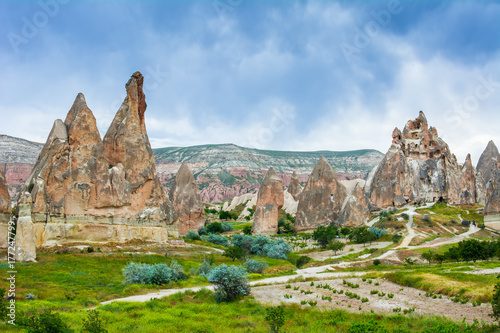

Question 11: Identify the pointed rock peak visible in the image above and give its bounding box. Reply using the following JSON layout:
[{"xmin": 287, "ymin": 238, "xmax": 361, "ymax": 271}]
[
  {"xmin": 291, "ymin": 171, "xmax": 298, "ymax": 179},
  {"xmin": 392, "ymin": 128, "xmax": 402, "ymax": 144},
  {"xmin": 311, "ymin": 156, "xmax": 337, "ymax": 181},
  {"xmin": 262, "ymin": 167, "xmax": 281, "ymax": 185},
  {"xmin": 48, "ymin": 119, "xmax": 68, "ymax": 143},
  {"xmin": 417, "ymin": 110, "xmax": 427, "ymax": 124},
  {"xmin": 486, "ymin": 140, "xmax": 499, "ymax": 153},
  {"xmin": 125, "ymin": 71, "xmax": 147, "ymax": 124},
  {"xmin": 465, "ymin": 153, "xmax": 472, "ymax": 163},
  {"xmin": 175, "ymin": 162, "xmax": 196, "ymax": 187}
]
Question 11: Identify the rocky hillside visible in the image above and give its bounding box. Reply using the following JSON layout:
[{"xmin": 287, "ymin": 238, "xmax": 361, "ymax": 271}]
[
  {"xmin": 0, "ymin": 135, "xmax": 383, "ymax": 203},
  {"xmin": 0, "ymin": 135, "xmax": 43, "ymax": 199},
  {"xmin": 155, "ymin": 144, "xmax": 383, "ymax": 202}
]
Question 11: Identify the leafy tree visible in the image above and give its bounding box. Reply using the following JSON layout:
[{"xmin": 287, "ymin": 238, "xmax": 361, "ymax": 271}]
[
  {"xmin": 207, "ymin": 234, "xmax": 229, "ymax": 247},
  {"xmin": 458, "ymin": 239, "xmax": 484, "ymax": 262},
  {"xmin": 265, "ymin": 306, "xmax": 286, "ymax": 333},
  {"xmin": 82, "ymin": 310, "xmax": 107, "ymax": 333},
  {"xmin": 223, "ymin": 246, "xmax": 245, "ymax": 262},
  {"xmin": 207, "ymin": 265, "xmax": 250, "ymax": 302},
  {"xmin": 206, "ymin": 222, "xmax": 224, "ymax": 234},
  {"xmin": 221, "ymin": 222, "xmax": 234, "ymax": 233},
  {"xmin": 327, "ymin": 240, "xmax": 345, "ymax": 255},
  {"xmin": 349, "ymin": 226, "xmax": 374, "ymax": 246},
  {"xmin": 373, "ymin": 259, "xmax": 381, "ymax": 266},
  {"xmin": 434, "ymin": 253, "xmax": 446, "ymax": 265},
  {"xmin": 392, "ymin": 234, "xmax": 403, "ymax": 243},
  {"xmin": 312, "ymin": 225, "xmax": 338, "ymax": 248},
  {"xmin": 444, "ymin": 246, "xmax": 460, "ymax": 262},
  {"xmin": 198, "ymin": 226, "xmax": 207, "ymax": 236},
  {"xmin": 421, "ymin": 250, "xmax": 434, "ymax": 265},
  {"xmin": 340, "ymin": 227, "xmax": 351, "ymax": 237}
]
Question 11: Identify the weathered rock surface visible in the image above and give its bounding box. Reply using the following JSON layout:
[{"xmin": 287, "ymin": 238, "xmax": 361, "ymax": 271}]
[
  {"xmin": 288, "ymin": 171, "xmax": 303, "ymax": 201},
  {"xmin": 339, "ymin": 180, "xmax": 369, "ymax": 227},
  {"xmin": 22, "ymin": 72, "xmax": 175, "ymax": 245},
  {"xmin": 169, "ymin": 163, "xmax": 204, "ymax": 235},
  {"xmin": 14, "ymin": 193, "xmax": 36, "ymax": 262},
  {"xmin": 365, "ymin": 111, "xmax": 481, "ymax": 209},
  {"xmin": 295, "ymin": 157, "xmax": 348, "ymax": 231},
  {"xmin": 0, "ymin": 169, "xmax": 10, "ymax": 216},
  {"xmin": 252, "ymin": 167, "xmax": 284, "ymax": 235},
  {"xmin": 477, "ymin": 141, "xmax": 500, "ymax": 186}
]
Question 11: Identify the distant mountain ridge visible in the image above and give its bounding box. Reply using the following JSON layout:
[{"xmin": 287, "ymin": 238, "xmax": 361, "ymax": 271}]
[
  {"xmin": 154, "ymin": 143, "xmax": 384, "ymax": 202},
  {"xmin": 0, "ymin": 134, "xmax": 384, "ymax": 203}
]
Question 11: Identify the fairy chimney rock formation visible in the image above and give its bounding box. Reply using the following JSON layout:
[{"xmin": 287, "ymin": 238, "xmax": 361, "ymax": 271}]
[
  {"xmin": 252, "ymin": 167, "xmax": 284, "ymax": 235},
  {"xmin": 22, "ymin": 72, "xmax": 175, "ymax": 246},
  {"xmin": 295, "ymin": 156, "xmax": 347, "ymax": 231},
  {"xmin": 477, "ymin": 141, "xmax": 500, "ymax": 186},
  {"xmin": 169, "ymin": 162, "xmax": 205, "ymax": 235},
  {"xmin": 365, "ymin": 111, "xmax": 480, "ymax": 209},
  {"xmin": 288, "ymin": 171, "xmax": 303, "ymax": 201},
  {"xmin": 339, "ymin": 181, "xmax": 370, "ymax": 227}
]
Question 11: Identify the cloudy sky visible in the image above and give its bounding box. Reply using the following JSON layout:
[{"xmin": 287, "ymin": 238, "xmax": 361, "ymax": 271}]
[{"xmin": 1, "ymin": 0, "xmax": 499, "ymax": 164}]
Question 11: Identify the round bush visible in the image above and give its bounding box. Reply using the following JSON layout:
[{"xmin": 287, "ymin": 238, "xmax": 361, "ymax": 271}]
[
  {"xmin": 208, "ymin": 233, "xmax": 230, "ymax": 247},
  {"xmin": 244, "ymin": 259, "xmax": 268, "ymax": 274},
  {"xmin": 221, "ymin": 222, "xmax": 234, "ymax": 233},
  {"xmin": 206, "ymin": 222, "xmax": 224, "ymax": 234},
  {"xmin": 198, "ymin": 226, "xmax": 207, "ymax": 236},
  {"xmin": 207, "ymin": 264, "xmax": 250, "ymax": 302},
  {"xmin": 184, "ymin": 230, "xmax": 201, "ymax": 240}
]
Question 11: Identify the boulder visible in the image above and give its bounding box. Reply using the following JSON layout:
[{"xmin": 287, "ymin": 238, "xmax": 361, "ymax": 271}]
[
  {"xmin": 365, "ymin": 111, "xmax": 480, "ymax": 209},
  {"xmin": 252, "ymin": 167, "xmax": 284, "ymax": 235},
  {"xmin": 288, "ymin": 171, "xmax": 303, "ymax": 201},
  {"xmin": 169, "ymin": 163, "xmax": 205, "ymax": 235},
  {"xmin": 295, "ymin": 157, "xmax": 347, "ymax": 231}
]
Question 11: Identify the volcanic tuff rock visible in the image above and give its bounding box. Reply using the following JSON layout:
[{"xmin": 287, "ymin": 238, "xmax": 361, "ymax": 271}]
[
  {"xmin": 0, "ymin": 169, "xmax": 10, "ymax": 216},
  {"xmin": 295, "ymin": 156, "xmax": 348, "ymax": 231},
  {"xmin": 252, "ymin": 167, "xmax": 284, "ymax": 235},
  {"xmin": 169, "ymin": 163, "xmax": 204, "ymax": 235},
  {"xmin": 477, "ymin": 141, "xmax": 500, "ymax": 186},
  {"xmin": 365, "ymin": 111, "xmax": 482, "ymax": 209},
  {"xmin": 339, "ymin": 180, "xmax": 369, "ymax": 227},
  {"xmin": 288, "ymin": 171, "xmax": 303, "ymax": 201},
  {"xmin": 14, "ymin": 193, "xmax": 36, "ymax": 262},
  {"xmin": 22, "ymin": 72, "xmax": 174, "ymax": 245}
]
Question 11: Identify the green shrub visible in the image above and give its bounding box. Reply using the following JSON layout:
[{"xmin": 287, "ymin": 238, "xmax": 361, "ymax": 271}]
[
  {"xmin": 82, "ymin": 310, "xmax": 107, "ymax": 333},
  {"xmin": 373, "ymin": 259, "xmax": 381, "ymax": 266},
  {"xmin": 242, "ymin": 225, "xmax": 252, "ymax": 234},
  {"xmin": 392, "ymin": 234, "xmax": 403, "ymax": 243},
  {"xmin": 22, "ymin": 310, "xmax": 72, "ymax": 333},
  {"xmin": 401, "ymin": 213, "xmax": 410, "ymax": 220},
  {"xmin": 312, "ymin": 225, "xmax": 338, "ymax": 248},
  {"xmin": 221, "ymin": 222, "xmax": 234, "ymax": 233},
  {"xmin": 244, "ymin": 259, "xmax": 268, "ymax": 273},
  {"xmin": 207, "ymin": 264, "xmax": 250, "ymax": 302},
  {"xmin": 122, "ymin": 261, "xmax": 186, "ymax": 285},
  {"xmin": 198, "ymin": 226, "xmax": 207, "ymax": 236},
  {"xmin": 87, "ymin": 247, "xmax": 94, "ymax": 253},
  {"xmin": 461, "ymin": 220, "xmax": 471, "ymax": 227},
  {"xmin": 223, "ymin": 246, "xmax": 245, "ymax": 261},
  {"xmin": 185, "ymin": 230, "xmax": 201, "ymax": 240},
  {"xmin": 265, "ymin": 306, "xmax": 285, "ymax": 333},
  {"xmin": 422, "ymin": 215, "xmax": 432, "ymax": 223},
  {"xmin": 206, "ymin": 222, "xmax": 224, "ymax": 234},
  {"xmin": 327, "ymin": 240, "xmax": 345, "ymax": 255},
  {"xmin": 368, "ymin": 227, "xmax": 387, "ymax": 239},
  {"xmin": 207, "ymin": 234, "xmax": 229, "ymax": 247}
]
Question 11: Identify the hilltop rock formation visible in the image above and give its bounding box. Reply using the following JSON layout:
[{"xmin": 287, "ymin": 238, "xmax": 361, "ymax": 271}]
[
  {"xmin": 169, "ymin": 163, "xmax": 204, "ymax": 235},
  {"xmin": 288, "ymin": 171, "xmax": 303, "ymax": 201},
  {"xmin": 14, "ymin": 193, "xmax": 36, "ymax": 262},
  {"xmin": 295, "ymin": 157, "xmax": 348, "ymax": 231},
  {"xmin": 365, "ymin": 111, "xmax": 483, "ymax": 209},
  {"xmin": 252, "ymin": 167, "xmax": 284, "ymax": 235},
  {"xmin": 477, "ymin": 141, "xmax": 500, "ymax": 186},
  {"xmin": 22, "ymin": 72, "xmax": 175, "ymax": 246}
]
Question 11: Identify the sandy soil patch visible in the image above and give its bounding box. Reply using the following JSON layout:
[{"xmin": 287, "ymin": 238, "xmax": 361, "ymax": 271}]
[{"xmin": 251, "ymin": 277, "xmax": 493, "ymax": 324}]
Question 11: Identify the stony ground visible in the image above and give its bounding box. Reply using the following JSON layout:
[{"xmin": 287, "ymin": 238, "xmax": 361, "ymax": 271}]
[{"xmin": 251, "ymin": 277, "xmax": 493, "ymax": 324}]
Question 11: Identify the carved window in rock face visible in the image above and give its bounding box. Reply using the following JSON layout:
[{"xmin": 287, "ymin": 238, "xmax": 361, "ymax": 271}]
[{"xmin": 330, "ymin": 194, "xmax": 334, "ymax": 202}]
